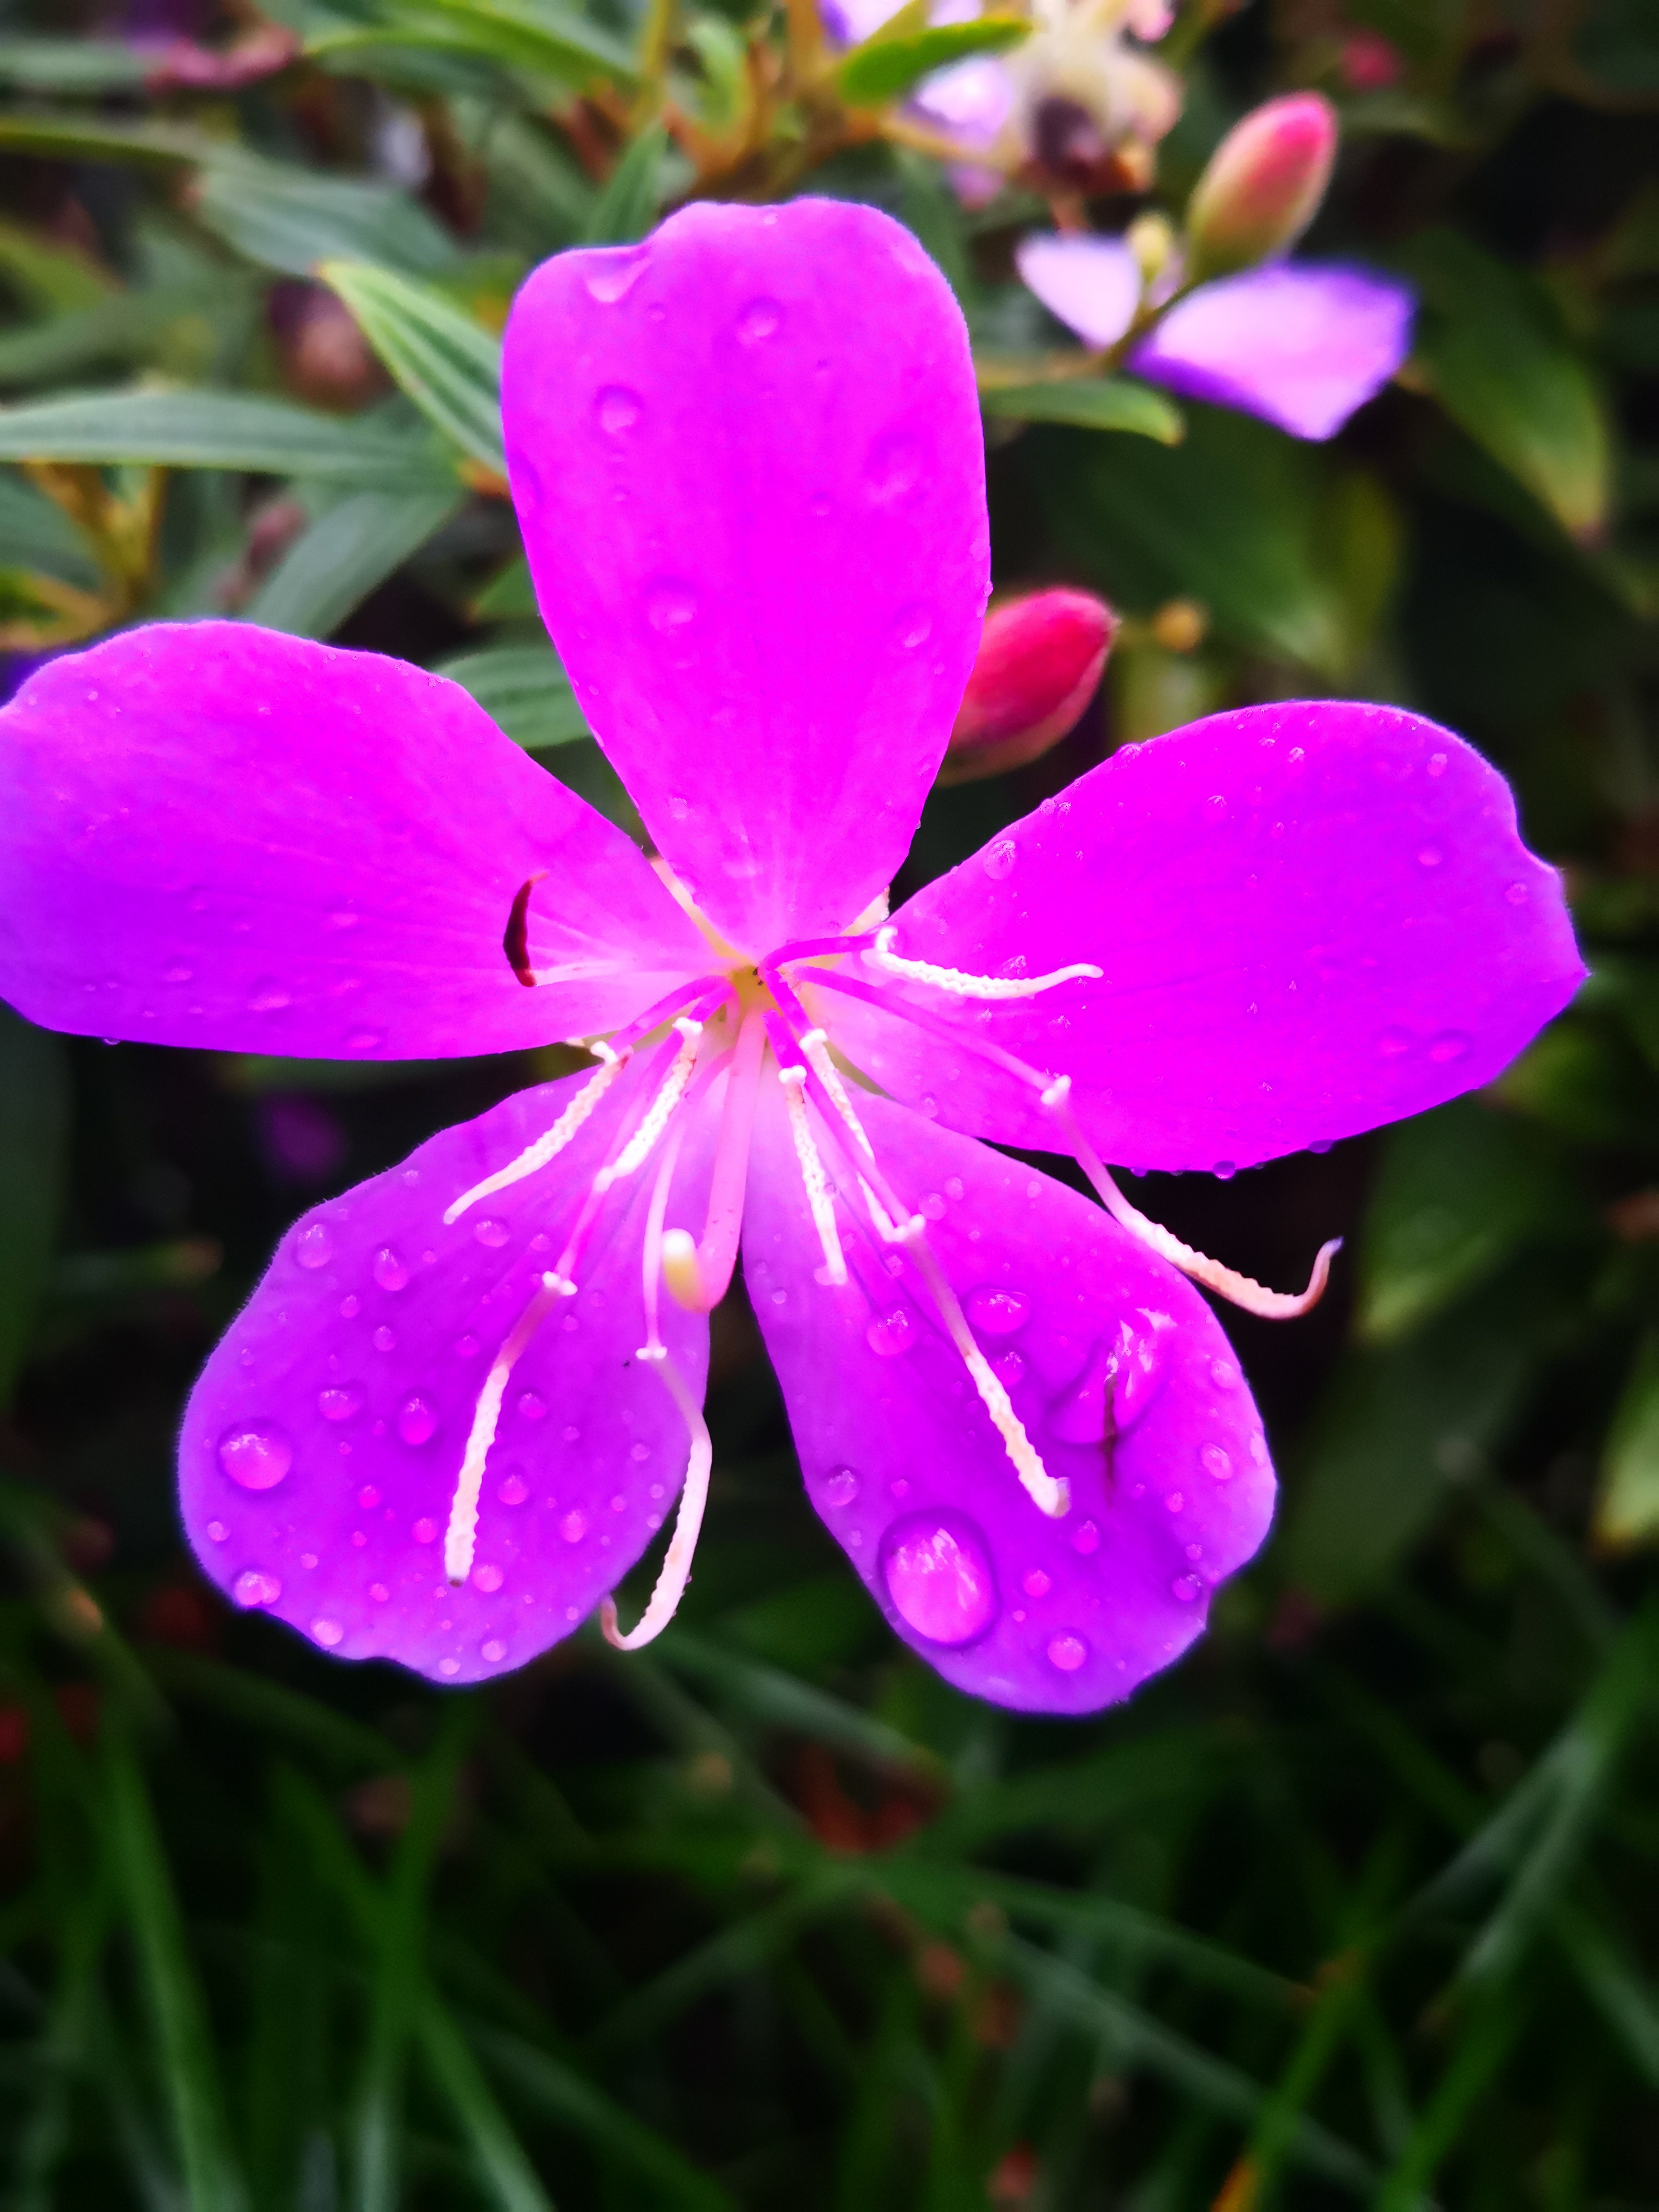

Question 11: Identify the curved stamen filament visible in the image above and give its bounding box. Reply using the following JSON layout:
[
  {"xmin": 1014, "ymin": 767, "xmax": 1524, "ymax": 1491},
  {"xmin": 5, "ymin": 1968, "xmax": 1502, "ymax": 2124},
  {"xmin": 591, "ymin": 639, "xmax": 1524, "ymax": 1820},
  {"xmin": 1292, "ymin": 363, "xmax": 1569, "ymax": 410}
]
[
  {"xmin": 865, "ymin": 925, "xmax": 1102, "ymax": 1000},
  {"xmin": 599, "ymin": 1018, "xmax": 704, "ymax": 1186},
  {"xmin": 445, "ymin": 1268, "xmax": 574, "ymax": 1584},
  {"xmin": 601, "ymin": 1121, "xmax": 715, "ymax": 1650},
  {"xmin": 444, "ymin": 1054, "xmax": 628, "ymax": 1225},
  {"xmin": 661, "ymin": 1001, "xmax": 767, "ymax": 1313},
  {"xmin": 779, "ymin": 1064, "xmax": 847, "ymax": 1287},
  {"xmin": 799, "ymin": 966, "xmax": 1338, "ymax": 1322}
]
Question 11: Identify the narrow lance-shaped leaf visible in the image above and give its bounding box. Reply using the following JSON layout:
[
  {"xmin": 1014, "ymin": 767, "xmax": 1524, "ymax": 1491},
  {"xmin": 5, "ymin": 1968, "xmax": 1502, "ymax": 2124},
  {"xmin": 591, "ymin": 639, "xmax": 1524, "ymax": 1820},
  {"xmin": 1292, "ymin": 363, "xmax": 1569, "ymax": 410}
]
[
  {"xmin": 838, "ymin": 14, "xmax": 1028, "ymax": 105},
  {"xmin": 0, "ymin": 389, "xmax": 455, "ymax": 486},
  {"xmin": 979, "ymin": 376, "xmax": 1185, "ymax": 443},
  {"xmin": 321, "ymin": 261, "xmax": 505, "ymax": 474}
]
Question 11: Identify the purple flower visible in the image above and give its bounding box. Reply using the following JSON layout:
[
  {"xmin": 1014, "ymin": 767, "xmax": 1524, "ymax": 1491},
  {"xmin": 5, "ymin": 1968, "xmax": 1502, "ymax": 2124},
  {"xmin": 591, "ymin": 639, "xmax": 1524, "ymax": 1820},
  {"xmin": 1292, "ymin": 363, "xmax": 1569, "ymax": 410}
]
[
  {"xmin": 1018, "ymin": 233, "xmax": 1416, "ymax": 440},
  {"xmin": 0, "ymin": 200, "xmax": 1579, "ymax": 1711}
]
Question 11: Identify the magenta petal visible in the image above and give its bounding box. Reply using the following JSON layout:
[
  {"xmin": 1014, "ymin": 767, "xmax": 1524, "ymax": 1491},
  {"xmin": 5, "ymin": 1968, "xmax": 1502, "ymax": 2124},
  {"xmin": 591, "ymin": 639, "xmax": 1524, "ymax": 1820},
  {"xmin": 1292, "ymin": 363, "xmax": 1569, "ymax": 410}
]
[
  {"xmin": 0, "ymin": 623, "xmax": 708, "ymax": 1058},
  {"xmin": 1130, "ymin": 264, "xmax": 1414, "ymax": 440},
  {"xmin": 1016, "ymin": 234, "xmax": 1142, "ymax": 352},
  {"xmin": 501, "ymin": 198, "xmax": 989, "ymax": 953},
  {"xmin": 814, "ymin": 702, "xmax": 1584, "ymax": 1173},
  {"xmin": 180, "ymin": 1063, "xmax": 714, "ymax": 1683},
  {"xmin": 743, "ymin": 1083, "xmax": 1272, "ymax": 1711}
]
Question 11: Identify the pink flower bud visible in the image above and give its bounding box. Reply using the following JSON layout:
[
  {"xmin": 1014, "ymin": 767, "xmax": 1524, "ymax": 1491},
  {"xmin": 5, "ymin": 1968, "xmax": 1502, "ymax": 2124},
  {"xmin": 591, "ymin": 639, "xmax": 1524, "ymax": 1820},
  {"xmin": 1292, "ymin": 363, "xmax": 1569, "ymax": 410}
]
[
  {"xmin": 1184, "ymin": 93, "xmax": 1338, "ymax": 279},
  {"xmin": 941, "ymin": 589, "xmax": 1115, "ymax": 785}
]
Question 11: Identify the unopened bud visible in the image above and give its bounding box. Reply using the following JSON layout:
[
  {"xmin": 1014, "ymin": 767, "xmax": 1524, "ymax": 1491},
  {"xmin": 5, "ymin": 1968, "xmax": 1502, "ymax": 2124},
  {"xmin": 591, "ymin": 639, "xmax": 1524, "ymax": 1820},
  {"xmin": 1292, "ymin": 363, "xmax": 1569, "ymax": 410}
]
[
  {"xmin": 942, "ymin": 589, "xmax": 1115, "ymax": 786},
  {"xmin": 1184, "ymin": 93, "xmax": 1337, "ymax": 280},
  {"xmin": 1126, "ymin": 210, "xmax": 1177, "ymax": 286}
]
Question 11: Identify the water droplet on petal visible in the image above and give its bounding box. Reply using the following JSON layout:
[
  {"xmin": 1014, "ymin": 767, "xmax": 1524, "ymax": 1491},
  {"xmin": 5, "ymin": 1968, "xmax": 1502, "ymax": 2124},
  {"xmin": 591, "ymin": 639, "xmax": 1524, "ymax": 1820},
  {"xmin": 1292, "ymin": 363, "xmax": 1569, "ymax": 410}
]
[
  {"xmin": 233, "ymin": 1569, "xmax": 281, "ymax": 1608},
  {"xmin": 1427, "ymin": 751, "xmax": 1448, "ymax": 777},
  {"xmin": 944, "ymin": 1177, "xmax": 964, "ymax": 1202},
  {"xmin": 357, "ymin": 1485, "xmax": 381, "ymax": 1509},
  {"xmin": 882, "ymin": 1514, "xmax": 997, "ymax": 1645},
  {"xmin": 1212, "ymin": 1161, "xmax": 1235, "ymax": 1182},
  {"xmin": 647, "ymin": 581, "xmax": 698, "ymax": 633},
  {"xmin": 248, "ymin": 978, "xmax": 291, "ymax": 1013},
  {"xmin": 559, "ymin": 1510, "xmax": 588, "ymax": 1544},
  {"xmin": 585, "ymin": 254, "xmax": 645, "ymax": 304},
  {"xmin": 454, "ymin": 1334, "xmax": 480, "ymax": 1360},
  {"xmin": 498, "ymin": 1474, "xmax": 528, "ymax": 1506},
  {"xmin": 438, "ymin": 1658, "xmax": 459, "ymax": 1677},
  {"xmin": 866, "ymin": 1306, "xmax": 915, "ymax": 1357},
  {"xmin": 481, "ymin": 1638, "xmax": 507, "ymax": 1663},
  {"xmin": 218, "ymin": 1424, "xmax": 293, "ymax": 1491},
  {"xmin": 1418, "ymin": 845, "xmax": 1443, "ymax": 869},
  {"xmin": 472, "ymin": 1563, "xmax": 503, "ymax": 1593},
  {"xmin": 1377, "ymin": 1027, "xmax": 1411, "ymax": 1058},
  {"xmin": 341, "ymin": 1294, "xmax": 361, "ymax": 1318},
  {"xmin": 347, "ymin": 1030, "xmax": 383, "ymax": 1054},
  {"xmin": 1428, "ymin": 1030, "xmax": 1471, "ymax": 1064},
  {"xmin": 1171, "ymin": 1575, "xmax": 1202, "ymax": 1603},
  {"xmin": 413, "ymin": 1517, "xmax": 438, "ymax": 1544},
  {"xmin": 921, "ymin": 1191, "xmax": 946, "ymax": 1220},
  {"xmin": 1201, "ymin": 1444, "xmax": 1233, "ymax": 1481},
  {"xmin": 1249, "ymin": 1432, "xmax": 1269, "ymax": 1467},
  {"xmin": 318, "ymin": 1385, "xmax": 363, "ymax": 1423},
  {"xmin": 865, "ymin": 429, "xmax": 920, "ymax": 505},
  {"xmin": 518, "ymin": 1392, "xmax": 546, "ymax": 1421},
  {"xmin": 1210, "ymin": 1358, "xmax": 1239, "ymax": 1390},
  {"xmin": 474, "ymin": 1217, "xmax": 511, "ymax": 1248},
  {"xmin": 369, "ymin": 1583, "xmax": 389, "ymax": 1603},
  {"xmin": 293, "ymin": 1221, "xmax": 333, "ymax": 1270},
  {"xmin": 398, "ymin": 1396, "xmax": 437, "ymax": 1446},
  {"xmin": 1022, "ymin": 1568, "xmax": 1051, "ymax": 1598},
  {"xmin": 736, "ymin": 296, "xmax": 782, "ymax": 342},
  {"xmin": 206, "ymin": 1520, "xmax": 228, "ymax": 1543},
  {"xmin": 373, "ymin": 1248, "xmax": 409, "ymax": 1292},
  {"xmin": 1505, "ymin": 881, "xmax": 1529, "ymax": 905},
  {"xmin": 163, "ymin": 962, "xmax": 192, "ymax": 984},
  {"xmin": 1071, "ymin": 1521, "xmax": 1099, "ymax": 1555},
  {"xmin": 595, "ymin": 384, "xmax": 642, "ymax": 434},
  {"xmin": 994, "ymin": 1350, "xmax": 1025, "ymax": 1387},
  {"xmin": 823, "ymin": 1468, "xmax": 858, "ymax": 1508},
  {"xmin": 897, "ymin": 608, "xmax": 932, "ymax": 651},
  {"xmin": 373, "ymin": 1326, "xmax": 396, "ymax": 1352},
  {"xmin": 312, "ymin": 1618, "xmax": 343, "ymax": 1649},
  {"xmin": 968, "ymin": 1287, "xmax": 1031, "ymax": 1336},
  {"xmin": 919, "ymin": 1094, "xmax": 939, "ymax": 1118},
  {"xmin": 1046, "ymin": 1631, "xmax": 1088, "ymax": 1672},
  {"xmin": 981, "ymin": 838, "xmax": 1016, "ymax": 881}
]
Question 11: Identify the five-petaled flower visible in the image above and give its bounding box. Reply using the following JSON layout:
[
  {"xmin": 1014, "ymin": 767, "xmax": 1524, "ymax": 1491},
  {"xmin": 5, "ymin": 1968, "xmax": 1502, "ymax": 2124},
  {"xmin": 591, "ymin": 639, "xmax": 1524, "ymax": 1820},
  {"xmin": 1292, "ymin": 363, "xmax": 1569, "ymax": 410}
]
[{"xmin": 0, "ymin": 200, "xmax": 1582, "ymax": 1712}]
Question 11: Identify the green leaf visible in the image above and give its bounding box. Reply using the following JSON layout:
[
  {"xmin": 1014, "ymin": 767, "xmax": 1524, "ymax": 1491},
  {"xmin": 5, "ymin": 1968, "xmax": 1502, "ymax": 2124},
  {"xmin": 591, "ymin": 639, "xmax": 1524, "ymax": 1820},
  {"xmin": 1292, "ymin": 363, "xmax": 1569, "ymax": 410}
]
[
  {"xmin": 416, "ymin": 1998, "xmax": 555, "ymax": 2212},
  {"xmin": 0, "ymin": 1006, "xmax": 67, "ymax": 1408},
  {"xmin": 837, "ymin": 14, "xmax": 1027, "ymax": 105},
  {"xmin": 437, "ymin": 640, "xmax": 591, "ymax": 750},
  {"xmin": 1594, "ymin": 1332, "xmax": 1659, "ymax": 1549},
  {"xmin": 0, "ymin": 472, "xmax": 99, "ymax": 585},
  {"xmin": 587, "ymin": 123, "xmax": 667, "ymax": 245},
  {"xmin": 470, "ymin": 553, "xmax": 539, "ymax": 620},
  {"xmin": 244, "ymin": 483, "xmax": 464, "ymax": 637},
  {"xmin": 0, "ymin": 216, "xmax": 116, "ymax": 313},
  {"xmin": 1402, "ymin": 229, "xmax": 1612, "ymax": 541},
  {"xmin": 0, "ymin": 388, "xmax": 453, "ymax": 484},
  {"xmin": 191, "ymin": 151, "xmax": 460, "ymax": 279},
  {"xmin": 317, "ymin": 0, "xmax": 637, "ymax": 91},
  {"xmin": 980, "ymin": 375, "xmax": 1185, "ymax": 443},
  {"xmin": 1355, "ymin": 1098, "xmax": 1584, "ymax": 1344},
  {"xmin": 0, "ymin": 39, "xmax": 149, "ymax": 94},
  {"xmin": 320, "ymin": 260, "xmax": 503, "ymax": 472}
]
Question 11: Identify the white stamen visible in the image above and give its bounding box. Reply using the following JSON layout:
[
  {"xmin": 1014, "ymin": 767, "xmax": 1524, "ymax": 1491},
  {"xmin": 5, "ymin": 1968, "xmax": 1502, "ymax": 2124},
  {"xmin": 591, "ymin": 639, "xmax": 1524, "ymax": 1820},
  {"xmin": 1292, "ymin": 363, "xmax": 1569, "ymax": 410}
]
[
  {"xmin": 867, "ymin": 926, "xmax": 1101, "ymax": 1000},
  {"xmin": 799, "ymin": 1029, "xmax": 875, "ymax": 1158},
  {"xmin": 596, "ymin": 1019, "xmax": 702, "ymax": 1189},
  {"xmin": 779, "ymin": 1066, "xmax": 846, "ymax": 1286},
  {"xmin": 599, "ymin": 1346, "xmax": 713, "ymax": 1650},
  {"xmin": 443, "ymin": 1055, "xmax": 627, "ymax": 1225},
  {"xmin": 445, "ymin": 1271, "xmax": 573, "ymax": 1583}
]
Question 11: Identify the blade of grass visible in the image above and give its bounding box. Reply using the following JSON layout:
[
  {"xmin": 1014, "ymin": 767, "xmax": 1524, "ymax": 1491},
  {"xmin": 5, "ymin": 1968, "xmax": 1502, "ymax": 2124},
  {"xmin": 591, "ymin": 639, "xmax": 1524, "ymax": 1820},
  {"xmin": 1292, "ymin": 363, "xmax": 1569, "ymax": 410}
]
[
  {"xmin": 416, "ymin": 1991, "xmax": 555, "ymax": 2212},
  {"xmin": 1372, "ymin": 1994, "xmax": 1524, "ymax": 2212}
]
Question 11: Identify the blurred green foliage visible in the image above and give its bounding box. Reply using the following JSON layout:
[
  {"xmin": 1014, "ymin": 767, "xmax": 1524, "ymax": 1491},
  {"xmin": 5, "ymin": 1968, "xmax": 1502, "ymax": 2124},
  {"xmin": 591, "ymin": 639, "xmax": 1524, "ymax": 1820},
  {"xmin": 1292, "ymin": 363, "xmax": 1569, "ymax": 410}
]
[{"xmin": 0, "ymin": 0, "xmax": 1655, "ymax": 2203}]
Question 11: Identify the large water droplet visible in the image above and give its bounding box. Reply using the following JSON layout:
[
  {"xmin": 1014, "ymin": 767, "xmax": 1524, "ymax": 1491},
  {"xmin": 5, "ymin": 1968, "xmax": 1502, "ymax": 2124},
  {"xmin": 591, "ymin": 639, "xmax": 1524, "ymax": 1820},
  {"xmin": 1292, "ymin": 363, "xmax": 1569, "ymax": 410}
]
[
  {"xmin": 1428, "ymin": 1030, "xmax": 1471, "ymax": 1064},
  {"xmin": 373, "ymin": 1247, "xmax": 409, "ymax": 1292},
  {"xmin": 1050, "ymin": 1340, "xmax": 1115, "ymax": 1446},
  {"xmin": 217, "ymin": 1424, "xmax": 293, "ymax": 1491},
  {"xmin": 866, "ymin": 1306, "xmax": 915, "ymax": 1357},
  {"xmin": 896, "ymin": 607, "xmax": 932, "ymax": 651},
  {"xmin": 595, "ymin": 384, "xmax": 642, "ymax": 434},
  {"xmin": 294, "ymin": 1221, "xmax": 334, "ymax": 1270},
  {"xmin": 233, "ymin": 1569, "xmax": 281, "ymax": 1608},
  {"xmin": 647, "ymin": 581, "xmax": 698, "ymax": 633},
  {"xmin": 474, "ymin": 1217, "xmax": 511, "ymax": 1248},
  {"xmin": 1046, "ymin": 1631, "xmax": 1088, "ymax": 1672},
  {"xmin": 736, "ymin": 296, "xmax": 782, "ymax": 343},
  {"xmin": 981, "ymin": 838, "xmax": 1016, "ymax": 881},
  {"xmin": 311, "ymin": 1618, "xmax": 343, "ymax": 1649},
  {"xmin": 318, "ymin": 1385, "xmax": 363, "ymax": 1424},
  {"xmin": 585, "ymin": 254, "xmax": 645, "ymax": 304},
  {"xmin": 1114, "ymin": 1312, "xmax": 1175, "ymax": 1430},
  {"xmin": 823, "ymin": 1468, "xmax": 859, "ymax": 1508},
  {"xmin": 472, "ymin": 1563, "xmax": 503, "ymax": 1593},
  {"xmin": 865, "ymin": 429, "xmax": 920, "ymax": 505},
  {"xmin": 1212, "ymin": 1161, "xmax": 1235, "ymax": 1182},
  {"xmin": 397, "ymin": 1395, "xmax": 437, "ymax": 1445},
  {"xmin": 882, "ymin": 1514, "xmax": 997, "ymax": 1645},
  {"xmin": 967, "ymin": 1286, "xmax": 1031, "ymax": 1337},
  {"xmin": 1200, "ymin": 1443, "xmax": 1233, "ymax": 1481}
]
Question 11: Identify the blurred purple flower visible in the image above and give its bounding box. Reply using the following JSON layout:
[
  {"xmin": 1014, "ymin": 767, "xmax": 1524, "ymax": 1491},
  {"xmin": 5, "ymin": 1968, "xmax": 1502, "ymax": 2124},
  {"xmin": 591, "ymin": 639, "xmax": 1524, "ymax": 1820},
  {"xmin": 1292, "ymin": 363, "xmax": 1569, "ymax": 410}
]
[
  {"xmin": 256, "ymin": 1095, "xmax": 349, "ymax": 1186},
  {"xmin": 0, "ymin": 201, "xmax": 1577, "ymax": 1710},
  {"xmin": 1017, "ymin": 232, "xmax": 1415, "ymax": 439}
]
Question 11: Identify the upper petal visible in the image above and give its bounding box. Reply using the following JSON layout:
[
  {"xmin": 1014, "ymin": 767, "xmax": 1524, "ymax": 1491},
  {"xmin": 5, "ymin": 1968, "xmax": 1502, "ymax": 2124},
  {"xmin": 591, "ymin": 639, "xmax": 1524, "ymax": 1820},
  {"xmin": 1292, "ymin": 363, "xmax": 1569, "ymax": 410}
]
[
  {"xmin": 812, "ymin": 701, "xmax": 1585, "ymax": 1172},
  {"xmin": 181, "ymin": 1060, "xmax": 714, "ymax": 1684},
  {"xmin": 0, "ymin": 622, "xmax": 709, "ymax": 1059},
  {"xmin": 501, "ymin": 198, "xmax": 989, "ymax": 954},
  {"xmin": 741, "ymin": 1082, "xmax": 1272, "ymax": 1713},
  {"xmin": 1016, "ymin": 234, "xmax": 1143, "ymax": 352},
  {"xmin": 1129, "ymin": 264, "xmax": 1415, "ymax": 440}
]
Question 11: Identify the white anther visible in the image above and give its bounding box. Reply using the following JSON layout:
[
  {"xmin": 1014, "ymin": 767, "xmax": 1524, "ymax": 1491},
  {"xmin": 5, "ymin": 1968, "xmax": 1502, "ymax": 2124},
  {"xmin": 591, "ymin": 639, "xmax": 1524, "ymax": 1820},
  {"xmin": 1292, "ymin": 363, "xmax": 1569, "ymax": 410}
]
[
  {"xmin": 598, "ymin": 1020, "xmax": 702, "ymax": 1189},
  {"xmin": 867, "ymin": 927, "xmax": 1102, "ymax": 1000},
  {"xmin": 444, "ymin": 1272, "xmax": 573, "ymax": 1584},
  {"xmin": 779, "ymin": 1066, "xmax": 847, "ymax": 1287},
  {"xmin": 443, "ymin": 1056, "xmax": 627, "ymax": 1224},
  {"xmin": 600, "ymin": 1343, "xmax": 712, "ymax": 1651}
]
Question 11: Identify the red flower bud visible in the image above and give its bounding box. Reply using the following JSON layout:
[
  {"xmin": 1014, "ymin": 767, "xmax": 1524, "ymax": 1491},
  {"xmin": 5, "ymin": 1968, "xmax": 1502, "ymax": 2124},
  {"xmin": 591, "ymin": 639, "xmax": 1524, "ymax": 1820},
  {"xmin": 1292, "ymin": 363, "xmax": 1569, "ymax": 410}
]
[
  {"xmin": 1184, "ymin": 93, "xmax": 1338, "ymax": 280},
  {"xmin": 942, "ymin": 588, "xmax": 1115, "ymax": 786}
]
